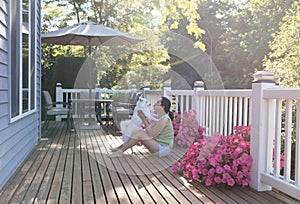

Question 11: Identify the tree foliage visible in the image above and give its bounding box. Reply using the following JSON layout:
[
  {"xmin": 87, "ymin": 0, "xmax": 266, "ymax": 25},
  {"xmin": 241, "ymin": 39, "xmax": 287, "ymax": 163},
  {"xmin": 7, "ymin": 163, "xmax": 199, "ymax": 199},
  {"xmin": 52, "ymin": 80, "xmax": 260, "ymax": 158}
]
[
  {"xmin": 155, "ymin": 0, "xmax": 296, "ymax": 88},
  {"xmin": 263, "ymin": 1, "xmax": 300, "ymax": 87},
  {"xmin": 42, "ymin": 0, "xmax": 299, "ymax": 90},
  {"xmin": 42, "ymin": 0, "xmax": 169, "ymax": 89}
]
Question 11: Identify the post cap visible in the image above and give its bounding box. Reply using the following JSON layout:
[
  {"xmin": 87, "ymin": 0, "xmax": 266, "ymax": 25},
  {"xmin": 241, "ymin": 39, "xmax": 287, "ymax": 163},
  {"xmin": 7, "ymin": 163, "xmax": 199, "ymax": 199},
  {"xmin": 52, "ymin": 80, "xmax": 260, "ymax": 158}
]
[
  {"xmin": 163, "ymin": 81, "xmax": 171, "ymax": 87},
  {"xmin": 56, "ymin": 82, "xmax": 62, "ymax": 87},
  {"xmin": 131, "ymin": 84, "xmax": 137, "ymax": 90},
  {"xmin": 253, "ymin": 71, "xmax": 276, "ymax": 83},
  {"xmin": 194, "ymin": 81, "xmax": 204, "ymax": 87}
]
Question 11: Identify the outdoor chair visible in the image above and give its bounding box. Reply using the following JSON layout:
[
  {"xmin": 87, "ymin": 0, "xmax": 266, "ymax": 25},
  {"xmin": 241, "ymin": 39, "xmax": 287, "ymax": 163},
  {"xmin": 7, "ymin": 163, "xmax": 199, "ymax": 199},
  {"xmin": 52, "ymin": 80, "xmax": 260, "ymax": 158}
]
[
  {"xmin": 112, "ymin": 91, "xmax": 142, "ymax": 131},
  {"xmin": 42, "ymin": 90, "xmax": 72, "ymax": 129}
]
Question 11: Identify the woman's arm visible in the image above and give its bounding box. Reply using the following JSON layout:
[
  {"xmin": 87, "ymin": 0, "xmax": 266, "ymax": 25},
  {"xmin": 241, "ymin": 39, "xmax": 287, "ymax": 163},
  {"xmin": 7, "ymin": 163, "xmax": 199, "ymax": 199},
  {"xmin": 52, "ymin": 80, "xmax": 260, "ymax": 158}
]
[
  {"xmin": 145, "ymin": 118, "xmax": 168, "ymax": 138},
  {"xmin": 138, "ymin": 110, "xmax": 151, "ymax": 127},
  {"xmin": 138, "ymin": 110, "xmax": 168, "ymax": 138}
]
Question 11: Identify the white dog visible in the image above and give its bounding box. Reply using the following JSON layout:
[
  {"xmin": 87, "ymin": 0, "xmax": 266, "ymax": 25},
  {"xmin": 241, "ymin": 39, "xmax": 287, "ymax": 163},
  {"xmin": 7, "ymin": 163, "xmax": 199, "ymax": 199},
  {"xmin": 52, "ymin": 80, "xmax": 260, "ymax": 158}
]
[{"xmin": 120, "ymin": 97, "xmax": 157, "ymax": 143}]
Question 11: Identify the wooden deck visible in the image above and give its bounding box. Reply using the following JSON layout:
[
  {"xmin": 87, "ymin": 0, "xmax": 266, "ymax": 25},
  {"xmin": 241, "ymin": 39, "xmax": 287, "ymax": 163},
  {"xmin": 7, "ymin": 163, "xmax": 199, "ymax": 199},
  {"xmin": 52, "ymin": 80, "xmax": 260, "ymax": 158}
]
[{"xmin": 0, "ymin": 121, "xmax": 299, "ymax": 204}]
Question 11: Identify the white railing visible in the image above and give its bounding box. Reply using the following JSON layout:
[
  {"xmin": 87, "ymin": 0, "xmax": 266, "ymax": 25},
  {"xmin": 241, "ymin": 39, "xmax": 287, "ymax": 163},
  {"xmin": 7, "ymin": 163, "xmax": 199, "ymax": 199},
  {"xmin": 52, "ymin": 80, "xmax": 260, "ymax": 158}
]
[
  {"xmin": 249, "ymin": 71, "xmax": 300, "ymax": 200},
  {"xmin": 194, "ymin": 89, "xmax": 252, "ymax": 136},
  {"xmin": 55, "ymin": 84, "xmax": 132, "ymax": 120},
  {"xmin": 54, "ymin": 71, "xmax": 300, "ymax": 200}
]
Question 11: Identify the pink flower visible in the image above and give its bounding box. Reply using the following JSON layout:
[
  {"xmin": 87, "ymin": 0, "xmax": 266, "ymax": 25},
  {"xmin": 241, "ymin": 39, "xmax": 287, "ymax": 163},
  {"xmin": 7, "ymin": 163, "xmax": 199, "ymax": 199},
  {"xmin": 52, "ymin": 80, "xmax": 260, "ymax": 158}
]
[
  {"xmin": 214, "ymin": 154, "xmax": 223, "ymax": 163},
  {"xmin": 216, "ymin": 166, "xmax": 223, "ymax": 174},
  {"xmin": 223, "ymin": 164, "xmax": 232, "ymax": 172},
  {"xmin": 172, "ymin": 123, "xmax": 253, "ymax": 187},
  {"xmin": 227, "ymin": 178, "xmax": 235, "ymax": 186},
  {"xmin": 214, "ymin": 176, "xmax": 222, "ymax": 184},
  {"xmin": 208, "ymin": 168, "xmax": 215, "ymax": 177},
  {"xmin": 205, "ymin": 178, "xmax": 212, "ymax": 186},
  {"xmin": 208, "ymin": 157, "xmax": 218, "ymax": 167},
  {"xmin": 201, "ymin": 168, "xmax": 208, "ymax": 175},
  {"xmin": 172, "ymin": 162, "xmax": 179, "ymax": 172}
]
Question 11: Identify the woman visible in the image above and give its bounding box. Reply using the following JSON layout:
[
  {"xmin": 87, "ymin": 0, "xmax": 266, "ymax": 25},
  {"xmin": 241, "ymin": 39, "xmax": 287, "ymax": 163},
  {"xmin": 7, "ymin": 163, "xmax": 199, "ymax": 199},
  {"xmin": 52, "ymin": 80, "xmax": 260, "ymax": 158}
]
[{"xmin": 109, "ymin": 97, "xmax": 174, "ymax": 157}]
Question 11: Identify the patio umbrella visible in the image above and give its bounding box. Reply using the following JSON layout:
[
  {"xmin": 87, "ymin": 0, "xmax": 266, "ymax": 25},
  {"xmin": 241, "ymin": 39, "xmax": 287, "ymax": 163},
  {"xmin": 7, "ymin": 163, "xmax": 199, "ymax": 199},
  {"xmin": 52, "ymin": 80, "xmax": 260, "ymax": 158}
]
[
  {"xmin": 42, "ymin": 20, "xmax": 143, "ymax": 98},
  {"xmin": 42, "ymin": 20, "xmax": 143, "ymax": 55}
]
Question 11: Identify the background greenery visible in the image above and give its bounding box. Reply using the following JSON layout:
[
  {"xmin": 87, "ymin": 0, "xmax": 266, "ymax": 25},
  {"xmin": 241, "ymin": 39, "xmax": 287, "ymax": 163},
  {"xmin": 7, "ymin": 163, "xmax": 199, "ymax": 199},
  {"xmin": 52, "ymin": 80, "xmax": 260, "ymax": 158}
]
[{"xmin": 42, "ymin": 0, "xmax": 299, "ymax": 91}]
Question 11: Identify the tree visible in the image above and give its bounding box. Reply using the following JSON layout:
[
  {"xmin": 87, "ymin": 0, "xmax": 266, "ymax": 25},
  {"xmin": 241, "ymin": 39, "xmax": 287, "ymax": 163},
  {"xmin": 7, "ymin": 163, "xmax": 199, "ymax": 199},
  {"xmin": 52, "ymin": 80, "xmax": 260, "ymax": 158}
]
[
  {"xmin": 263, "ymin": 1, "xmax": 300, "ymax": 87},
  {"xmin": 156, "ymin": 0, "xmax": 295, "ymax": 88},
  {"xmin": 42, "ymin": 0, "xmax": 170, "ymax": 89},
  {"xmin": 42, "ymin": 0, "xmax": 297, "ymax": 90}
]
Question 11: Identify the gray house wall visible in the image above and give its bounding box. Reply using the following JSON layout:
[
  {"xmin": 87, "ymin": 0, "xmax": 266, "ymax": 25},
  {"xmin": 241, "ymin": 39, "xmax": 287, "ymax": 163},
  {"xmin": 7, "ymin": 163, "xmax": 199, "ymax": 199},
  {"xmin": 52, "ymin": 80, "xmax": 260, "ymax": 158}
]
[{"xmin": 0, "ymin": 0, "xmax": 42, "ymax": 189}]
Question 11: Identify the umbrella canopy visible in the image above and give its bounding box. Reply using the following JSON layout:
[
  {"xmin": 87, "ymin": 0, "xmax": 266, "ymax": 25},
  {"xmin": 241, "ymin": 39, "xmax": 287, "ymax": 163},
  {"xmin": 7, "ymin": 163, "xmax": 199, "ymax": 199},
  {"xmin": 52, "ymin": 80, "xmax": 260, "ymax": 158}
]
[
  {"xmin": 42, "ymin": 20, "xmax": 143, "ymax": 47},
  {"xmin": 42, "ymin": 20, "xmax": 143, "ymax": 99}
]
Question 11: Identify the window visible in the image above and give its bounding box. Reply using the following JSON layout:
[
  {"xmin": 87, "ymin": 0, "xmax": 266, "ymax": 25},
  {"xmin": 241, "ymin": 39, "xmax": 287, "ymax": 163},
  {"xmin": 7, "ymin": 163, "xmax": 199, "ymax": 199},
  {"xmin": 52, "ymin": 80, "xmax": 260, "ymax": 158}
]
[{"xmin": 11, "ymin": 0, "xmax": 36, "ymax": 120}]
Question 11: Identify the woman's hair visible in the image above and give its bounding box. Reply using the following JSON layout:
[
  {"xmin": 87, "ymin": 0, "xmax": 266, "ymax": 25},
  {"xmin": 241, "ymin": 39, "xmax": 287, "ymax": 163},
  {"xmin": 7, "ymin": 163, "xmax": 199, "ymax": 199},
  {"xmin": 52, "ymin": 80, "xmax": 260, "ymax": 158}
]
[{"xmin": 161, "ymin": 97, "xmax": 174, "ymax": 120}]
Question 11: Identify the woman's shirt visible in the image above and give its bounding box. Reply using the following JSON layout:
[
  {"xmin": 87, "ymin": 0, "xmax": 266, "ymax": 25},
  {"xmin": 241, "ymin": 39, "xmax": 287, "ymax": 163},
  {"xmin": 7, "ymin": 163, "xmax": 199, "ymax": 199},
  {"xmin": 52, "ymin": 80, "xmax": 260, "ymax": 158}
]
[{"xmin": 154, "ymin": 114, "xmax": 174, "ymax": 147}]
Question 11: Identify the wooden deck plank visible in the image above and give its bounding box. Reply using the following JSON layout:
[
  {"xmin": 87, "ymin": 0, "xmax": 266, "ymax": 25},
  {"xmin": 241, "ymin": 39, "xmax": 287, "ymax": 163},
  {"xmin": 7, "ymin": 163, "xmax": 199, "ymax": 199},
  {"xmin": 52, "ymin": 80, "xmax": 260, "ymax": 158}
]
[
  {"xmin": 266, "ymin": 190, "xmax": 300, "ymax": 204},
  {"xmin": 10, "ymin": 122, "xmax": 65, "ymax": 203},
  {"xmin": 107, "ymin": 134, "xmax": 204, "ymax": 204},
  {"xmin": 164, "ymin": 146, "xmax": 249, "ymax": 204},
  {"xmin": 105, "ymin": 133, "xmax": 168, "ymax": 203},
  {"xmin": 95, "ymin": 129, "xmax": 142, "ymax": 203},
  {"xmin": 154, "ymin": 157, "xmax": 214, "ymax": 204},
  {"xmin": 0, "ymin": 133, "xmax": 50, "ymax": 203},
  {"xmin": 139, "ymin": 150, "xmax": 212, "ymax": 204},
  {"xmin": 85, "ymin": 131, "xmax": 107, "ymax": 203},
  {"xmin": 45, "ymin": 123, "xmax": 71, "ymax": 203},
  {"xmin": 34, "ymin": 123, "xmax": 71, "ymax": 203},
  {"xmin": 0, "ymin": 122, "xmax": 299, "ymax": 204},
  {"xmin": 72, "ymin": 131, "xmax": 84, "ymax": 204},
  {"xmin": 87, "ymin": 129, "xmax": 130, "ymax": 203},
  {"xmin": 81, "ymin": 131, "xmax": 97, "ymax": 203},
  {"xmin": 58, "ymin": 131, "xmax": 76, "ymax": 203},
  {"xmin": 158, "ymin": 153, "xmax": 227, "ymax": 204}
]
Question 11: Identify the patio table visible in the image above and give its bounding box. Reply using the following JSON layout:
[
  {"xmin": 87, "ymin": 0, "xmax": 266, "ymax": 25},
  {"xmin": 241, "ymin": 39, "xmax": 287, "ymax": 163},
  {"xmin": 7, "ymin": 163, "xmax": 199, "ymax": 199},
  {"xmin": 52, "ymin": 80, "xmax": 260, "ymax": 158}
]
[{"xmin": 72, "ymin": 98, "xmax": 113, "ymax": 130}]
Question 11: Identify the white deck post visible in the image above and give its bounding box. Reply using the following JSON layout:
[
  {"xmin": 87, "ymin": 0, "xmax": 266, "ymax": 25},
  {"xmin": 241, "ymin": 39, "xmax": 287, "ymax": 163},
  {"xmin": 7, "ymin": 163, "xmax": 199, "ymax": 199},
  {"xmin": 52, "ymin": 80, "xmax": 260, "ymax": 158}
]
[
  {"xmin": 193, "ymin": 81, "xmax": 204, "ymax": 125},
  {"xmin": 95, "ymin": 84, "xmax": 101, "ymax": 99},
  {"xmin": 55, "ymin": 82, "xmax": 63, "ymax": 121},
  {"xmin": 163, "ymin": 81, "xmax": 172, "ymax": 110},
  {"xmin": 131, "ymin": 84, "xmax": 137, "ymax": 92},
  {"xmin": 142, "ymin": 82, "xmax": 150, "ymax": 98},
  {"xmin": 250, "ymin": 71, "xmax": 276, "ymax": 191}
]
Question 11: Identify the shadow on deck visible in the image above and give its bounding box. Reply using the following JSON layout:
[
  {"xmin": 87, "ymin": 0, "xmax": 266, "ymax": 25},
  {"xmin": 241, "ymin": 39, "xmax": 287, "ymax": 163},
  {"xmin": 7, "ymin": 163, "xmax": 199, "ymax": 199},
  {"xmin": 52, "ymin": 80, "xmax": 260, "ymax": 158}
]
[{"xmin": 0, "ymin": 121, "xmax": 299, "ymax": 203}]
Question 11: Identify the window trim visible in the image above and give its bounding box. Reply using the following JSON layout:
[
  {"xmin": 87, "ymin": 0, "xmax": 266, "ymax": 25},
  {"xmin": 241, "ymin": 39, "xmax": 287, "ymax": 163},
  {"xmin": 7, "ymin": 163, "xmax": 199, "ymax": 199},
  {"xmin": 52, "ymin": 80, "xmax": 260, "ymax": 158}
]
[{"xmin": 10, "ymin": 0, "xmax": 37, "ymax": 122}]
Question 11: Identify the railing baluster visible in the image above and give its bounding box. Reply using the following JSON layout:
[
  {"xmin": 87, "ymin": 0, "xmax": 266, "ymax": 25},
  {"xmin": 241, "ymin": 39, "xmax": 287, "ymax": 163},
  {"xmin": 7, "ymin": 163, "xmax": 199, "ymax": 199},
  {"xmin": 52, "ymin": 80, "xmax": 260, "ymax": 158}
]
[
  {"xmin": 238, "ymin": 97, "xmax": 243, "ymax": 126},
  {"xmin": 266, "ymin": 99, "xmax": 276, "ymax": 173},
  {"xmin": 284, "ymin": 99, "xmax": 293, "ymax": 181},
  {"xmin": 274, "ymin": 99, "xmax": 282, "ymax": 177},
  {"xmin": 296, "ymin": 101, "xmax": 300, "ymax": 186},
  {"xmin": 224, "ymin": 97, "xmax": 228, "ymax": 135}
]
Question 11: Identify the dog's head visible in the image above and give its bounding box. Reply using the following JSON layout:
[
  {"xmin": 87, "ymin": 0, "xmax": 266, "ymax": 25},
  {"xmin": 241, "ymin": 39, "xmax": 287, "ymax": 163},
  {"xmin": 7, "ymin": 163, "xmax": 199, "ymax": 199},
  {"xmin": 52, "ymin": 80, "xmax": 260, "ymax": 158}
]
[{"xmin": 136, "ymin": 97, "xmax": 151, "ymax": 109}]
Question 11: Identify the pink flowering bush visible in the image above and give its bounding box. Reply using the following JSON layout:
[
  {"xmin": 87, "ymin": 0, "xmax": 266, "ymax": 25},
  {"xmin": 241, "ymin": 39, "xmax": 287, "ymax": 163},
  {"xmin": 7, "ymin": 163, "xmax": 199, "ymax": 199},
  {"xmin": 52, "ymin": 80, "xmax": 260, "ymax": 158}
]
[
  {"xmin": 172, "ymin": 112, "xmax": 181, "ymax": 136},
  {"xmin": 172, "ymin": 110, "xmax": 204, "ymax": 147},
  {"xmin": 172, "ymin": 126, "xmax": 253, "ymax": 187}
]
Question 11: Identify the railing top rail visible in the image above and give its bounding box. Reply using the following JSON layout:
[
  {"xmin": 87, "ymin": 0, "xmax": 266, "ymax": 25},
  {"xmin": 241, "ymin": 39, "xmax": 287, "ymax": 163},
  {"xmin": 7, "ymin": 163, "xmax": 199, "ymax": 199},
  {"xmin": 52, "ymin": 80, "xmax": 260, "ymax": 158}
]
[
  {"xmin": 264, "ymin": 87, "xmax": 300, "ymax": 100},
  {"xmin": 197, "ymin": 89, "xmax": 252, "ymax": 97},
  {"xmin": 168, "ymin": 90, "xmax": 194, "ymax": 95},
  {"xmin": 144, "ymin": 90, "xmax": 163, "ymax": 95},
  {"xmin": 60, "ymin": 89, "xmax": 133, "ymax": 93}
]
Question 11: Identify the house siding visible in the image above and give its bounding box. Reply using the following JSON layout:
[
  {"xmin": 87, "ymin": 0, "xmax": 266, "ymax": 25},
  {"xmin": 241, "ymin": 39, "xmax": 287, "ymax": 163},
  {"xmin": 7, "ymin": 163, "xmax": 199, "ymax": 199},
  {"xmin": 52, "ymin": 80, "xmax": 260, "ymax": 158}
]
[{"xmin": 0, "ymin": 0, "xmax": 41, "ymax": 190}]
